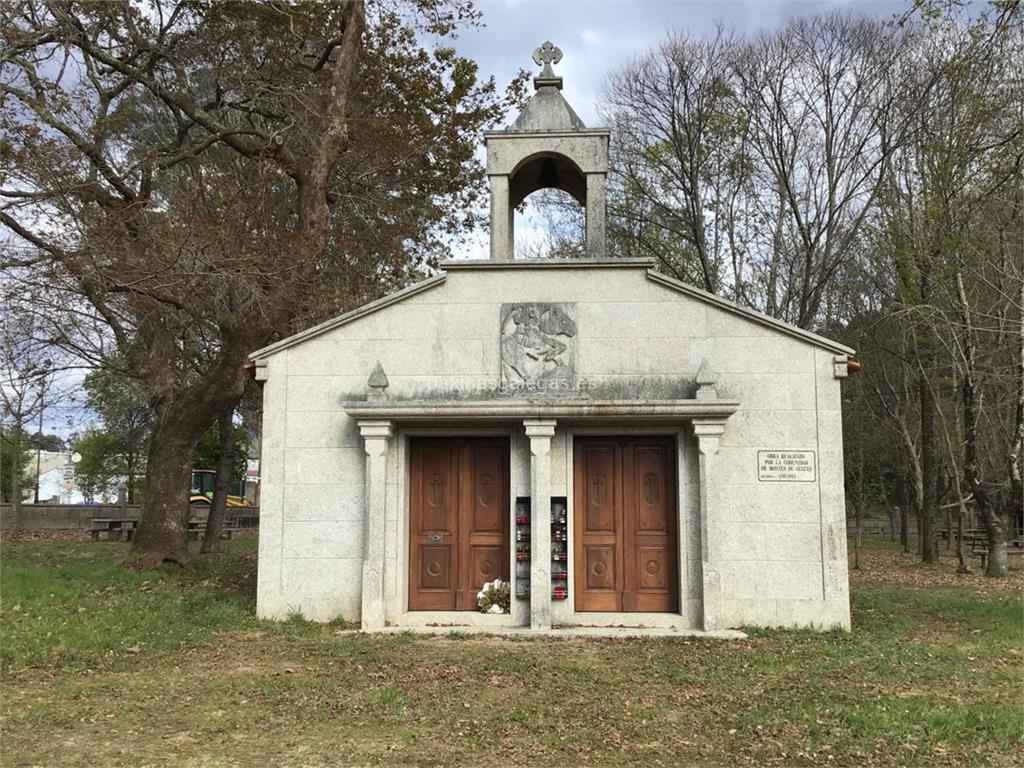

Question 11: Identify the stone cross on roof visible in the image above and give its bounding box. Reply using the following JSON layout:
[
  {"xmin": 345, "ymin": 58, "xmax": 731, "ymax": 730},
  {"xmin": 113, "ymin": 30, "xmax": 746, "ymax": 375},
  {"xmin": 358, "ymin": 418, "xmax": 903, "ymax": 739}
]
[{"xmin": 533, "ymin": 41, "xmax": 563, "ymax": 79}]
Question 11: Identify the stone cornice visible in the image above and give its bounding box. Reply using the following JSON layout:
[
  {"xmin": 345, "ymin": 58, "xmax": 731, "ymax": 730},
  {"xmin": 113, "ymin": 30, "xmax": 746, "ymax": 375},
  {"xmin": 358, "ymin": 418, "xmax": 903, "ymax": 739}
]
[
  {"xmin": 439, "ymin": 258, "xmax": 655, "ymax": 270},
  {"xmin": 249, "ymin": 274, "xmax": 446, "ymax": 361},
  {"xmin": 484, "ymin": 129, "xmax": 610, "ymax": 139},
  {"xmin": 646, "ymin": 270, "xmax": 856, "ymax": 356},
  {"xmin": 345, "ymin": 399, "xmax": 740, "ymax": 423}
]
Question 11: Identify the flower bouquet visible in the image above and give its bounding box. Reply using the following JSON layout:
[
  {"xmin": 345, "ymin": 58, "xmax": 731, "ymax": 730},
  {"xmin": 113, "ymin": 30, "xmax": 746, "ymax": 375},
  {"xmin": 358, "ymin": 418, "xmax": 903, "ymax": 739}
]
[{"xmin": 476, "ymin": 578, "xmax": 511, "ymax": 614}]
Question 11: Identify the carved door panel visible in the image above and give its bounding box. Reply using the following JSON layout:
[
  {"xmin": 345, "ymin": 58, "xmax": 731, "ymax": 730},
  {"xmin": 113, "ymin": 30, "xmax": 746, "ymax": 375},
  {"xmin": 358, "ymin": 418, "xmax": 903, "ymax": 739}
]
[
  {"xmin": 409, "ymin": 440, "xmax": 458, "ymax": 610},
  {"xmin": 574, "ymin": 436, "xmax": 678, "ymax": 613},
  {"xmin": 623, "ymin": 440, "xmax": 678, "ymax": 612},
  {"xmin": 457, "ymin": 441, "xmax": 508, "ymax": 609},
  {"xmin": 574, "ymin": 440, "xmax": 622, "ymax": 612},
  {"xmin": 409, "ymin": 437, "xmax": 509, "ymax": 611}
]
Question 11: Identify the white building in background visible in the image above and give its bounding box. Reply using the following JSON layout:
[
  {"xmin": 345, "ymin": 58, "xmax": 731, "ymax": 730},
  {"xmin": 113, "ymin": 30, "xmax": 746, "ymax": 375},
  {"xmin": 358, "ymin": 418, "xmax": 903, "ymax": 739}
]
[{"xmin": 33, "ymin": 451, "xmax": 86, "ymax": 504}]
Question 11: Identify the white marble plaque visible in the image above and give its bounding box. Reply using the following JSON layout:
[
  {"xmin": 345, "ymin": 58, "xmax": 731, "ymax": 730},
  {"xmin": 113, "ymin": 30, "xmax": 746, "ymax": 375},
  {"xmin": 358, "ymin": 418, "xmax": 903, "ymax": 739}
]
[{"xmin": 757, "ymin": 450, "xmax": 816, "ymax": 482}]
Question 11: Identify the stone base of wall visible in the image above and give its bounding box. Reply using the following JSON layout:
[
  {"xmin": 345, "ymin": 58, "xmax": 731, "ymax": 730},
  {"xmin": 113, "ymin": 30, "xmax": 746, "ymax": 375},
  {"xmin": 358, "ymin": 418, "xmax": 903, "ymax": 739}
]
[{"xmin": 0, "ymin": 504, "xmax": 259, "ymax": 532}]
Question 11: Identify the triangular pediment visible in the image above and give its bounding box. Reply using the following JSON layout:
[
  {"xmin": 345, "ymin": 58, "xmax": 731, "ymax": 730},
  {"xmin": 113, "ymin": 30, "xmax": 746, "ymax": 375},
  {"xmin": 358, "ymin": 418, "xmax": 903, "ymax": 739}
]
[{"xmin": 250, "ymin": 261, "xmax": 854, "ymax": 361}]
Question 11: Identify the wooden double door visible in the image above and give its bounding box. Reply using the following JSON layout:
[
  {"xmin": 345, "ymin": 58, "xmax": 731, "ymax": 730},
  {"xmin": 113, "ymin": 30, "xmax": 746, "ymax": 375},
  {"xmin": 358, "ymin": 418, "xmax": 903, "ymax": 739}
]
[
  {"xmin": 574, "ymin": 436, "xmax": 679, "ymax": 612},
  {"xmin": 408, "ymin": 437, "xmax": 510, "ymax": 611}
]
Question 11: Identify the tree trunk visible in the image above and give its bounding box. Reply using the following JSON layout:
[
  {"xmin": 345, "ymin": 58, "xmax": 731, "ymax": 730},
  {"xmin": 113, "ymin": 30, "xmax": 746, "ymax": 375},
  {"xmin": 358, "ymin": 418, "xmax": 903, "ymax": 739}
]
[
  {"xmin": 955, "ymin": 269, "xmax": 1007, "ymax": 577},
  {"xmin": 919, "ymin": 377, "xmax": 940, "ymax": 562},
  {"xmin": 10, "ymin": 422, "xmax": 22, "ymax": 519},
  {"xmin": 853, "ymin": 500, "xmax": 862, "ymax": 570},
  {"xmin": 1007, "ymin": 271, "xmax": 1023, "ymax": 551},
  {"xmin": 955, "ymin": 494, "xmax": 969, "ymax": 574},
  {"xmin": 125, "ymin": 418, "xmax": 197, "ymax": 568},
  {"xmin": 879, "ymin": 482, "xmax": 895, "ymax": 542},
  {"xmin": 10, "ymin": 423, "xmax": 26, "ymax": 530},
  {"xmin": 985, "ymin": 521, "xmax": 1009, "ymax": 577},
  {"xmin": 201, "ymin": 408, "xmax": 236, "ymax": 554},
  {"xmin": 125, "ymin": 328, "xmax": 252, "ymax": 568},
  {"xmin": 126, "ymin": 453, "xmax": 136, "ymax": 504},
  {"xmin": 900, "ymin": 485, "xmax": 910, "ymax": 553}
]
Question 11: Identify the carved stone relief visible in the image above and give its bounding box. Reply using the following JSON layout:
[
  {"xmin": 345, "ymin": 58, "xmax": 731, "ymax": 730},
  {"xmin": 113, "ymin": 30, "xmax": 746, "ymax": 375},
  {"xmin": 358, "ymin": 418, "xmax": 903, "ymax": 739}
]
[{"xmin": 500, "ymin": 302, "xmax": 577, "ymax": 388}]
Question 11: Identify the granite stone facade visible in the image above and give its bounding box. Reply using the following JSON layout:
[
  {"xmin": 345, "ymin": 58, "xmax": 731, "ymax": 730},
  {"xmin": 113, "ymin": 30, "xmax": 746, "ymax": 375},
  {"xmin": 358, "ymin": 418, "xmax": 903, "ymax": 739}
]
[
  {"xmin": 249, "ymin": 42, "xmax": 853, "ymax": 634},
  {"xmin": 251, "ymin": 261, "xmax": 853, "ymax": 631}
]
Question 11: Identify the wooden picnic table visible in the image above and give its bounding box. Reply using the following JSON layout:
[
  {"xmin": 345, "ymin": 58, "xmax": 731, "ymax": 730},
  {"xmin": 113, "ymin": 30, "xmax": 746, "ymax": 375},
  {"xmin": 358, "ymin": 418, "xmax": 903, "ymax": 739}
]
[{"xmin": 89, "ymin": 518, "xmax": 138, "ymax": 542}]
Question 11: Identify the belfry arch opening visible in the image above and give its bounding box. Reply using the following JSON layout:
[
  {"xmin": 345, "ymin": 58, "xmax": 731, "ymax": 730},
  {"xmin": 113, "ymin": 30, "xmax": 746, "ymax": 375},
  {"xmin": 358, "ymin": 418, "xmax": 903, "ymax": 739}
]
[
  {"xmin": 511, "ymin": 152, "xmax": 586, "ymax": 258},
  {"xmin": 510, "ymin": 152, "xmax": 586, "ymax": 208}
]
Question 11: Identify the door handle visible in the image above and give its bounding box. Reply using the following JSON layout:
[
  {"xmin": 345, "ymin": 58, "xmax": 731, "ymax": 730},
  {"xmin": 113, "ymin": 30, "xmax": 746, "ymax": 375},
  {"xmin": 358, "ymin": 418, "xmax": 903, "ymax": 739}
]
[{"xmin": 427, "ymin": 533, "xmax": 444, "ymax": 544}]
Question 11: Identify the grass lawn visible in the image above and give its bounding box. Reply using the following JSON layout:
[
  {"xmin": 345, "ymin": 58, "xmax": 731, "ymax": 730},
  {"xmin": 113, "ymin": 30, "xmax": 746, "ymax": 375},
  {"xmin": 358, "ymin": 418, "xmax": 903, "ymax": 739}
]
[{"xmin": 1, "ymin": 535, "xmax": 1021, "ymax": 767}]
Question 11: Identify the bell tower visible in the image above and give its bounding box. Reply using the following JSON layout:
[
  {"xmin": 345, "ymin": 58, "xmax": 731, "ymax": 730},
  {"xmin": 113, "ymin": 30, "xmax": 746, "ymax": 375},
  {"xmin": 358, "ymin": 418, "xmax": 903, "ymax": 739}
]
[{"xmin": 484, "ymin": 42, "xmax": 610, "ymax": 260}]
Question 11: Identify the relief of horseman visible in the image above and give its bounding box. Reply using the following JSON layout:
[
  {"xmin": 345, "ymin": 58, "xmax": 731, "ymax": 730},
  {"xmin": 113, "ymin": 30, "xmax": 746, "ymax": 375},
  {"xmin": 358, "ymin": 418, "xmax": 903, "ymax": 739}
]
[{"xmin": 501, "ymin": 303, "xmax": 576, "ymax": 384}]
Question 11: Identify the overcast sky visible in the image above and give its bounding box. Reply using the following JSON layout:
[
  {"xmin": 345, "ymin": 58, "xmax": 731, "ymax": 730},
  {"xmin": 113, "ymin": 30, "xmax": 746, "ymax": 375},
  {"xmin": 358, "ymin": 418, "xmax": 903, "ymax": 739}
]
[
  {"xmin": 455, "ymin": 0, "xmax": 908, "ymax": 127},
  {"xmin": 448, "ymin": 0, "xmax": 908, "ymax": 259}
]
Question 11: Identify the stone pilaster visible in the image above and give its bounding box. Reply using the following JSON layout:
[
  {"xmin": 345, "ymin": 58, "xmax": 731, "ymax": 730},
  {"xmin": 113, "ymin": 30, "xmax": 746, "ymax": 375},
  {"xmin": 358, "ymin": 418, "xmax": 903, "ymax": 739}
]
[
  {"xmin": 693, "ymin": 418, "xmax": 727, "ymax": 632},
  {"xmin": 524, "ymin": 419, "xmax": 556, "ymax": 631},
  {"xmin": 585, "ymin": 173, "xmax": 607, "ymax": 257},
  {"xmin": 489, "ymin": 175, "xmax": 513, "ymax": 261},
  {"xmin": 358, "ymin": 420, "xmax": 392, "ymax": 632}
]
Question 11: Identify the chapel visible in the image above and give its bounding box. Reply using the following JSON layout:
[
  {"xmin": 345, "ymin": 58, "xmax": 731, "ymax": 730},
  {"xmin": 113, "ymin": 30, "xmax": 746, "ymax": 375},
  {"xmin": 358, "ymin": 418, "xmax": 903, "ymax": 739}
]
[{"xmin": 250, "ymin": 43, "xmax": 853, "ymax": 634}]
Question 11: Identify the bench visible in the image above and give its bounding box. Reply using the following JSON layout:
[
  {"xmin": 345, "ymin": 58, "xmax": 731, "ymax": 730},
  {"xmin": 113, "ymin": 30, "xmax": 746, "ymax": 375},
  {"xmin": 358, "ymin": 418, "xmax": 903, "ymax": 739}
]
[
  {"xmin": 187, "ymin": 520, "xmax": 241, "ymax": 542},
  {"xmin": 969, "ymin": 535, "xmax": 1024, "ymax": 569},
  {"xmin": 89, "ymin": 518, "xmax": 138, "ymax": 542}
]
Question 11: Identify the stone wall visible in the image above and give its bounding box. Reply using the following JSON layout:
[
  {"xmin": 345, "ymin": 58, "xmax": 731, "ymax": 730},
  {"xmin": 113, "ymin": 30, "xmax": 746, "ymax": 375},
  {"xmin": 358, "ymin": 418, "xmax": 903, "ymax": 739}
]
[
  {"xmin": 0, "ymin": 503, "xmax": 142, "ymax": 531},
  {"xmin": 0, "ymin": 504, "xmax": 259, "ymax": 532}
]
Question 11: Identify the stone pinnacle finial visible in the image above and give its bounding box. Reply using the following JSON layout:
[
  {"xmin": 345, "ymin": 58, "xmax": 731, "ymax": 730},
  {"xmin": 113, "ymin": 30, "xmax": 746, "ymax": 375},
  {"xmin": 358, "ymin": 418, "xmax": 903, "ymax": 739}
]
[
  {"xmin": 367, "ymin": 361, "xmax": 389, "ymax": 402},
  {"xmin": 696, "ymin": 357, "xmax": 715, "ymax": 385},
  {"xmin": 532, "ymin": 41, "xmax": 563, "ymax": 79},
  {"xmin": 695, "ymin": 357, "xmax": 717, "ymax": 401}
]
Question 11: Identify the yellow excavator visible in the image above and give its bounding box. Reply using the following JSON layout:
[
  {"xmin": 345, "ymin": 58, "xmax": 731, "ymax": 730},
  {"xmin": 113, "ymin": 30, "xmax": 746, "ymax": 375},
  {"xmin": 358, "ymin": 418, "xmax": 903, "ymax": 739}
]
[{"xmin": 189, "ymin": 469, "xmax": 250, "ymax": 507}]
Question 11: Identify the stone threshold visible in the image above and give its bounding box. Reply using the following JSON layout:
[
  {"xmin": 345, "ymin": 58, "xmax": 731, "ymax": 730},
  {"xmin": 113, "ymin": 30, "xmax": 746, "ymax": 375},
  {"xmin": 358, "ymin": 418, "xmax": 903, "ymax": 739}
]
[{"xmin": 341, "ymin": 625, "xmax": 747, "ymax": 640}]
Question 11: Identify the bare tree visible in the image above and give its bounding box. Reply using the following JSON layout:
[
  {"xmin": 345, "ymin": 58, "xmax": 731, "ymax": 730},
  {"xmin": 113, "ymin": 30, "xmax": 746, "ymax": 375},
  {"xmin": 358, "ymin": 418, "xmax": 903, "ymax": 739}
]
[
  {"xmin": 601, "ymin": 26, "xmax": 741, "ymax": 292},
  {"xmin": 1, "ymin": 1, "xmax": 521, "ymax": 567},
  {"xmin": 732, "ymin": 13, "xmax": 912, "ymax": 329},
  {"xmin": 0, "ymin": 310, "xmax": 64, "ymax": 517}
]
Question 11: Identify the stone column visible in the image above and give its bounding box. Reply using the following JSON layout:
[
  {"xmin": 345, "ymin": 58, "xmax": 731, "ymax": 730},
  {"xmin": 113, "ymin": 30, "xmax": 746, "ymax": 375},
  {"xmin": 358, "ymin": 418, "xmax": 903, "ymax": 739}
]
[
  {"xmin": 693, "ymin": 418, "xmax": 727, "ymax": 632},
  {"xmin": 358, "ymin": 420, "xmax": 393, "ymax": 632},
  {"xmin": 585, "ymin": 173, "xmax": 607, "ymax": 257},
  {"xmin": 489, "ymin": 175, "xmax": 513, "ymax": 261},
  {"xmin": 524, "ymin": 419, "xmax": 556, "ymax": 631}
]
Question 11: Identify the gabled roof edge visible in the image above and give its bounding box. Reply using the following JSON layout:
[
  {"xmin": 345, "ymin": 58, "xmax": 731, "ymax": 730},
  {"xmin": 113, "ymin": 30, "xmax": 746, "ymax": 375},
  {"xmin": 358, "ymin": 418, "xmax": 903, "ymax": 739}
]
[
  {"xmin": 646, "ymin": 270, "xmax": 856, "ymax": 356},
  {"xmin": 249, "ymin": 274, "xmax": 448, "ymax": 361}
]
